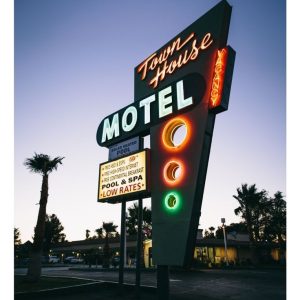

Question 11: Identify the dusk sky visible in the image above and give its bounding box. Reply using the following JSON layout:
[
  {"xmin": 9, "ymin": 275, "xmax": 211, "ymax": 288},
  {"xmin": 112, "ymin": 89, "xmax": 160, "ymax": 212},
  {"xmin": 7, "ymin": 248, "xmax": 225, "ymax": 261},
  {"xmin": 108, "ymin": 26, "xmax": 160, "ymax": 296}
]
[{"xmin": 14, "ymin": 0, "xmax": 286, "ymax": 243}]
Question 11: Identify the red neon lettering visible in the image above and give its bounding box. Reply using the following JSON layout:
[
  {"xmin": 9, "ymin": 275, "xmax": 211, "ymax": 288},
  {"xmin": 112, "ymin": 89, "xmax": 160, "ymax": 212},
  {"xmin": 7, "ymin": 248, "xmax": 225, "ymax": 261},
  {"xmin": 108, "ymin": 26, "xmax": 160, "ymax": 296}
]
[
  {"xmin": 209, "ymin": 48, "xmax": 228, "ymax": 108},
  {"xmin": 137, "ymin": 32, "xmax": 213, "ymax": 88}
]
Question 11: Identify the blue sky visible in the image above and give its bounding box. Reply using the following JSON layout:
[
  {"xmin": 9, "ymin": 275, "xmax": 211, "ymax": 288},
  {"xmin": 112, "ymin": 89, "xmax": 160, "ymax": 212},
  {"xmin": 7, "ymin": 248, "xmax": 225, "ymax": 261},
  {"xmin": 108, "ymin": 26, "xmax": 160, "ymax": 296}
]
[{"xmin": 14, "ymin": 0, "xmax": 285, "ymax": 242}]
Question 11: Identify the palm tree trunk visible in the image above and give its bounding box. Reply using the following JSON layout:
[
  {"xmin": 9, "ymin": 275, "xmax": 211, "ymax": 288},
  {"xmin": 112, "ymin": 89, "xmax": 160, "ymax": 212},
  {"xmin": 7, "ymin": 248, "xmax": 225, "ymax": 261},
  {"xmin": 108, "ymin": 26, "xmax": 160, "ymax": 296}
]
[
  {"xmin": 245, "ymin": 207, "xmax": 258, "ymax": 265},
  {"xmin": 27, "ymin": 174, "xmax": 48, "ymax": 282}
]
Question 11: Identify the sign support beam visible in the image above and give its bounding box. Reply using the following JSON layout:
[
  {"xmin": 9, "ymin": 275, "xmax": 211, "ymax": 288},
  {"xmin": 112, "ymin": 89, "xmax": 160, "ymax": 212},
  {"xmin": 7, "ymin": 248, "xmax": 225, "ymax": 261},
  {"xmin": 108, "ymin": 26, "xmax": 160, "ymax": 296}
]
[
  {"xmin": 135, "ymin": 197, "xmax": 143, "ymax": 293},
  {"xmin": 119, "ymin": 200, "xmax": 126, "ymax": 285},
  {"xmin": 135, "ymin": 137, "xmax": 144, "ymax": 294},
  {"xmin": 157, "ymin": 265, "xmax": 169, "ymax": 300}
]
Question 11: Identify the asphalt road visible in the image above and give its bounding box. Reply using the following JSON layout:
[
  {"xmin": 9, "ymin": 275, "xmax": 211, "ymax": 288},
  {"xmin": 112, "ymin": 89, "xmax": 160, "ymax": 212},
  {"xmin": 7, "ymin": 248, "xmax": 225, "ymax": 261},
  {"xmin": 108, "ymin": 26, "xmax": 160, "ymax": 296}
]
[{"xmin": 15, "ymin": 266, "xmax": 286, "ymax": 300}]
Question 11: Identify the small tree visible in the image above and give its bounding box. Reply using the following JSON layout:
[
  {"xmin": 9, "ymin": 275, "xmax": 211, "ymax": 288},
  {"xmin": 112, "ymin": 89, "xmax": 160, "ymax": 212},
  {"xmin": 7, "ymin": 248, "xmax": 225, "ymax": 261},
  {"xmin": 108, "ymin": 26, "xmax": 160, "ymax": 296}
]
[
  {"xmin": 43, "ymin": 214, "xmax": 66, "ymax": 254},
  {"xmin": 85, "ymin": 229, "xmax": 90, "ymax": 240}
]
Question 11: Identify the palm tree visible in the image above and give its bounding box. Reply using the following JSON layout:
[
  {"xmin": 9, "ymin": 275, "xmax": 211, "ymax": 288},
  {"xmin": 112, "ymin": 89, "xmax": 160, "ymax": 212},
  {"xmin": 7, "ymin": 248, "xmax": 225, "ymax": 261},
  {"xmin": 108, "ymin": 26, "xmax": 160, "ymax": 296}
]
[
  {"xmin": 85, "ymin": 229, "xmax": 91, "ymax": 240},
  {"xmin": 102, "ymin": 222, "xmax": 118, "ymax": 268},
  {"xmin": 95, "ymin": 228, "xmax": 103, "ymax": 239},
  {"xmin": 14, "ymin": 228, "xmax": 21, "ymax": 246},
  {"xmin": 24, "ymin": 153, "xmax": 64, "ymax": 281},
  {"xmin": 14, "ymin": 228, "xmax": 22, "ymax": 263},
  {"xmin": 126, "ymin": 202, "xmax": 152, "ymax": 238},
  {"xmin": 233, "ymin": 183, "xmax": 266, "ymax": 264},
  {"xmin": 261, "ymin": 192, "xmax": 285, "ymax": 242},
  {"xmin": 263, "ymin": 191, "xmax": 286, "ymax": 263},
  {"xmin": 209, "ymin": 226, "xmax": 215, "ymax": 237},
  {"xmin": 271, "ymin": 191, "xmax": 286, "ymax": 263},
  {"xmin": 125, "ymin": 203, "xmax": 152, "ymax": 268}
]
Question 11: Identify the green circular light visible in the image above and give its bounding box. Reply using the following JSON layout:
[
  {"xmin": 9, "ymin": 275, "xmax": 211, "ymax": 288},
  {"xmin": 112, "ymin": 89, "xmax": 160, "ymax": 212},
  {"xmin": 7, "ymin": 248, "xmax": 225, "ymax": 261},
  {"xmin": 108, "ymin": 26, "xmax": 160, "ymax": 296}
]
[
  {"xmin": 164, "ymin": 191, "xmax": 181, "ymax": 213},
  {"xmin": 167, "ymin": 194, "xmax": 177, "ymax": 207}
]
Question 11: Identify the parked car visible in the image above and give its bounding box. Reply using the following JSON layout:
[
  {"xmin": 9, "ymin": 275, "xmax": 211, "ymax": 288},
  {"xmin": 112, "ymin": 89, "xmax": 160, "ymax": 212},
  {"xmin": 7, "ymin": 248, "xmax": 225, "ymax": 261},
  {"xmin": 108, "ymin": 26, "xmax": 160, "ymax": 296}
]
[
  {"xmin": 70, "ymin": 257, "xmax": 84, "ymax": 264},
  {"xmin": 64, "ymin": 256, "xmax": 84, "ymax": 264},
  {"xmin": 48, "ymin": 255, "xmax": 60, "ymax": 263},
  {"xmin": 64, "ymin": 256, "xmax": 75, "ymax": 264},
  {"xmin": 112, "ymin": 256, "xmax": 120, "ymax": 267}
]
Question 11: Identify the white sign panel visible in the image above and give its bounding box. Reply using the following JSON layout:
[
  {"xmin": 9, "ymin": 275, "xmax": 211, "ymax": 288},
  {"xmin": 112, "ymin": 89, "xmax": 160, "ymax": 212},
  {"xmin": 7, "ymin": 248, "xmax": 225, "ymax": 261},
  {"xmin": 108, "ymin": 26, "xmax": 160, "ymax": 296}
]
[{"xmin": 98, "ymin": 149, "xmax": 149, "ymax": 202}]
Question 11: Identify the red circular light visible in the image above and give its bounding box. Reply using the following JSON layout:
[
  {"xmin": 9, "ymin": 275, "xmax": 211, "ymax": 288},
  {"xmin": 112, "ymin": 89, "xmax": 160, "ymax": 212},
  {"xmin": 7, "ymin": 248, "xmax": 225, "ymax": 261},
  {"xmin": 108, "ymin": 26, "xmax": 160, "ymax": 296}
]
[{"xmin": 163, "ymin": 159, "xmax": 185, "ymax": 186}]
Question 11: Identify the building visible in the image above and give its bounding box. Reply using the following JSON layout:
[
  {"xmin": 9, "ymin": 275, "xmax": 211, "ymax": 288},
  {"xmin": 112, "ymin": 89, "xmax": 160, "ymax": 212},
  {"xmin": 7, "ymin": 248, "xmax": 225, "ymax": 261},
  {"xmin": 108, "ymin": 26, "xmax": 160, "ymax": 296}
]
[{"xmin": 48, "ymin": 230, "xmax": 285, "ymax": 267}]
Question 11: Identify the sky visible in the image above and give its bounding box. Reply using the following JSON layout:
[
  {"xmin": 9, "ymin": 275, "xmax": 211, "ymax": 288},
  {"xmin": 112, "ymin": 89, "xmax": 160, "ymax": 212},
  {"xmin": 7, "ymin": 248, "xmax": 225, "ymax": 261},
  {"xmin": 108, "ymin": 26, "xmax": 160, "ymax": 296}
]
[{"xmin": 14, "ymin": 0, "xmax": 286, "ymax": 243}]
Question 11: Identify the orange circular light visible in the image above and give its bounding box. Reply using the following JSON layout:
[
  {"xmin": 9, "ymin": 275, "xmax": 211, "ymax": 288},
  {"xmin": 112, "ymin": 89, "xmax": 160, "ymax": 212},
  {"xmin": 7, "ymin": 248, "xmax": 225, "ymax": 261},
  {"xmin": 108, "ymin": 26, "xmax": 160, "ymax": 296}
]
[
  {"xmin": 163, "ymin": 159, "xmax": 185, "ymax": 186},
  {"xmin": 161, "ymin": 117, "xmax": 191, "ymax": 151}
]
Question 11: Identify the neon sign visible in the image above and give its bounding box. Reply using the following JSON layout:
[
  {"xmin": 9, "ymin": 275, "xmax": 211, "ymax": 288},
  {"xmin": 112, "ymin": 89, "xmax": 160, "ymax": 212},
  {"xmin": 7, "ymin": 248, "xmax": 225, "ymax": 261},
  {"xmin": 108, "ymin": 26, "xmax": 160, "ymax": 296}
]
[
  {"xmin": 137, "ymin": 33, "xmax": 214, "ymax": 88},
  {"xmin": 97, "ymin": 0, "xmax": 235, "ymax": 267},
  {"xmin": 210, "ymin": 48, "xmax": 228, "ymax": 108}
]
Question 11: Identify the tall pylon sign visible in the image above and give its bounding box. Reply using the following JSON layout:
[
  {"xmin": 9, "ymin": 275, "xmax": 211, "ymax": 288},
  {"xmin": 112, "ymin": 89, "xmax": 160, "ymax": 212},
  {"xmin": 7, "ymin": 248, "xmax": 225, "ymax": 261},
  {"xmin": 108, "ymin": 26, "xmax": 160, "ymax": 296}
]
[{"xmin": 97, "ymin": 0, "xmax": 235, "ymax": 267}]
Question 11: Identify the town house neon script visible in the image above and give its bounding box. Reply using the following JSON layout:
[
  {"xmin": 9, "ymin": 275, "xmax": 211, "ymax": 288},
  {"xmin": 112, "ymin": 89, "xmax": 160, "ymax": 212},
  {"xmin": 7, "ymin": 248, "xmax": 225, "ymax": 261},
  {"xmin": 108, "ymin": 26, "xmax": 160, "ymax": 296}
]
[{"xmin": 137, "ymin": 32, "xmax": 213, "ymax": 88}]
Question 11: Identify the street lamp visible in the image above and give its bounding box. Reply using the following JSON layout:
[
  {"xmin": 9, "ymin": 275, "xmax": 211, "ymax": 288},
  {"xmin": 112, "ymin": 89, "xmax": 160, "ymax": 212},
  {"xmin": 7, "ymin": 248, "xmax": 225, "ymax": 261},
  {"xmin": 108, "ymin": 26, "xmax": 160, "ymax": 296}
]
[{"xmin": 221, "ymin": 218, "xmax": 229, "ymax": 267}]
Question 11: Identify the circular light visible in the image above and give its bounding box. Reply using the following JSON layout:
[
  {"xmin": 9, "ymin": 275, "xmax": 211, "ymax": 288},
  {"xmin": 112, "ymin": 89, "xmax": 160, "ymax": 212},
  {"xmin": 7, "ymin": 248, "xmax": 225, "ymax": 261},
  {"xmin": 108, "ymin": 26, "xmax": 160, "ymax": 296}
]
[
  {"xmin": 162, "ymin": 117, "xmax": 191, "ymax": 151},
  {"xmin": 167, "ymin": 194, "xmax": 177, "ymax": 207},
  {"xmin": 164, "ymin": 191, "xmax": 181, "ymax": 212},
  {"xmin": 163, "ymin": 160, "xmax": 184, "ymax": 186}
]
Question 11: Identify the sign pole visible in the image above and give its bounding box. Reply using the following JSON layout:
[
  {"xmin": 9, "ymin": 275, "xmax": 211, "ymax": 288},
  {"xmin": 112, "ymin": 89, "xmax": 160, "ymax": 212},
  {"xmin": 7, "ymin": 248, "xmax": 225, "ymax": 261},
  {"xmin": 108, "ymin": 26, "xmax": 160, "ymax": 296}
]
[
  {"xmin": 157, "ymin": 265, "xmax": 169, "ymax": 300},
  {"xmin": 119, "ymin": 200, "xmax": 126, "ymax": 285},
  {"xmin": 135, "ymin": 197, "xmax": 143, "ymax": 293},
  {"xmin": 135, "ymin": 137, "xmax": 144, "ymax": 294}
]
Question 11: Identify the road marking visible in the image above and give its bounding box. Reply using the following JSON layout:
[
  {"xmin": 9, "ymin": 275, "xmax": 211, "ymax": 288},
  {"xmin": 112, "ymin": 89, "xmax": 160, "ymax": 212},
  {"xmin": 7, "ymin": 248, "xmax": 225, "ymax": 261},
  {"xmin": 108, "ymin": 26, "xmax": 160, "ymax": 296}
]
[
  {"xmin": 170, "ymin": 279, "xmax": 182, "ymax": 282},
  {"xmin": 42, "ymin": 275, "xmax": 102, "ymax": 282}
]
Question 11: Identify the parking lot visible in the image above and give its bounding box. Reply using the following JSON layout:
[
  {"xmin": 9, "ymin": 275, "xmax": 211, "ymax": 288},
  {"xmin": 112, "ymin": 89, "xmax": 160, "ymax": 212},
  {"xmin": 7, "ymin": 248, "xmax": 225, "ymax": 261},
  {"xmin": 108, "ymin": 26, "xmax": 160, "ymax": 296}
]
[{"xmin": 15, "ymin": 266, "xmax": 286, "ymax": 300}]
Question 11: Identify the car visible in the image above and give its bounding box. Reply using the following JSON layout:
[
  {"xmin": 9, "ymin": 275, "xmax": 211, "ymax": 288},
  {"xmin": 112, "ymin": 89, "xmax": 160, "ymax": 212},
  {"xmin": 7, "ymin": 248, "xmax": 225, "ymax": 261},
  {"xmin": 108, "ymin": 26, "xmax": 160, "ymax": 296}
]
[
  {"xmin": 64, "ymin": 256, "xmax": 84, "ymax": 264},
  {"xmin": 112, "ymin": 256, "xmax": 120, "ymax": 267},
  {"xmin": 70, "ymin": 257, "xmax": 84, "ymax": 264},
  {"xmin": 64, "ymin": 256, "xmax": 75, "ymax": 264},
  {"xmin": 48, "ymin": 256, "xmax": 60, "ymax": 263}
]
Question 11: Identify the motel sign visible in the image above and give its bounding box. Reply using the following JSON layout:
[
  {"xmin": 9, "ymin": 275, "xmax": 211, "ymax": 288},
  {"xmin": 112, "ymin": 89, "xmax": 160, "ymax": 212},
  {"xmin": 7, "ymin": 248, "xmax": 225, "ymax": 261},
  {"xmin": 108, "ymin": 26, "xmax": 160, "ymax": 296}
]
[{"xmin": 97, "ymin": 0, "xmax": 235, "ymax": 267}]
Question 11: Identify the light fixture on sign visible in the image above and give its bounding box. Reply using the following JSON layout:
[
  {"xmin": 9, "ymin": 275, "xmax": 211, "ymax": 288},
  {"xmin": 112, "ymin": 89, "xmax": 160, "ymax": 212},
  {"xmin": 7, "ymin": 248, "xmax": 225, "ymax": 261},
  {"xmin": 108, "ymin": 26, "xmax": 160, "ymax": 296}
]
[
  {"xmin": 164, "ymin": 191, "xmax": 182, "ymax": 213},
  {"xmin": 163, "ymin": 159, "xmax": 185, "ymax": 186},
  {"xmin": 161, "ymin": 116, "xmax": 191, "ymax": 151}
]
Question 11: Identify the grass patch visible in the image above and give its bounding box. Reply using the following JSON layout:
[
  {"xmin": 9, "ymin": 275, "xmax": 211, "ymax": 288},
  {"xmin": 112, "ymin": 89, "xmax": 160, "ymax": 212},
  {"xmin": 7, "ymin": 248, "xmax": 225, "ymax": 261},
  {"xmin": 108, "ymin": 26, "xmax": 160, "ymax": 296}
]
[{"xmin": 15, "ymin": 275, "xmax": 95, "ymax": 293}]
